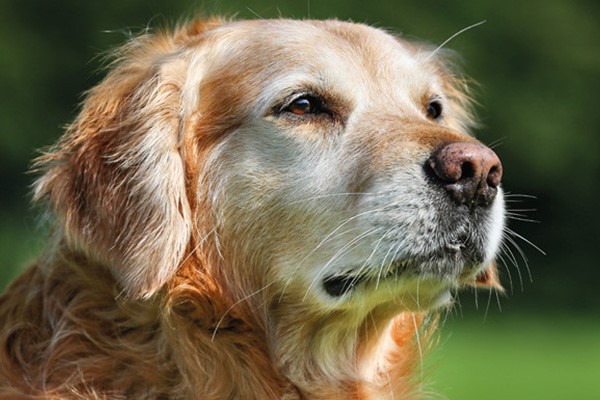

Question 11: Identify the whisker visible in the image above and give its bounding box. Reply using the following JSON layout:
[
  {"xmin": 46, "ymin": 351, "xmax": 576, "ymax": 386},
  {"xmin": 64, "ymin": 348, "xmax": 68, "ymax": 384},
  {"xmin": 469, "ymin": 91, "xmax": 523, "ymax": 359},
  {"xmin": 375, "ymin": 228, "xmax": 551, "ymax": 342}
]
[
  {"xmin": 278, "ymin": 226, "xmax": 363, "ymax": 302},
  {"xmin": 496, "ymin": 252, "xmax": 514, "ymax": 294},
  {"xmin": 503, "ymin": 193, "xmax": 538, "ymax": 200},
  {"xmin": 440, "ymin": 305, "xmax": 452, "ymax": 327},
  {"xmin": 386, "ymin": 242, "xmax": 404, "ymax": 271},
  {"xmin": 504, "ymin": 227, "xmax": 546, "ymax": 256},
  {"xmin": 411, "ymin": 313, "xmax": 425, "ymax": 378},
  {"xmin": 486, "ymin": 137, "xmax": 506, "ymax": 150},
  {"xmin": 287, "ymin": 192, "xmax": 375, "ymax": 205},
  {"xmin": 355, "ymin": 228, "xmax": 395, "ymax": 290},
  {"xmin": 374, "ymin": 234, "xmax": 400, "ymax": 289},
  {"xmin": 503, "ymin": 234, "xmax": 534, "ymax": 284},
  {"xmin": 381, "ymin": 241, "xmax": 405, "ymax": 281},
  {"xmin": 504, "ymin": 199, "xmax": 530, "ymax": 204},
  {"xmin": 507, "ymin": 215, "xmax": 540, "ymax": 224},
  {"xmin": 500, "ymin": 239, "xmax": 524, "ymax": 291},
  {"xmin": 245, "ymin": 7, "xmax": 265, "ymax": 20},
  {"xmin": 506, "ymin": 208, "xmax": 538, "ymax": 213},
  {"xmin": 211, "ymin": 281, "xmax": 276, "ymax": 341},
  {"xmin": 454, "ymin": 291, "xmax": 464, "ymax": 318},
  {"xmin": 505, "ymin": 211, "xmax": 535, "ymax": 218},
  {"xmin": 483, "ymin": 286, "xmax": 494, "ymax": 321},
  {"xmin": 416, "ymin": 279, "xmax": 423, "ymax": 310},
  {"xmin": 428, "ymin": 20, "xmax": 487, "ymax": 59},
  {"xmin": 279, "ymin": 207, "xmax": 386, "ymax": 299},
  {"xmin": 303, "ymin": 228, "xmax": 383, "ymax": 300},
  {"xmin": 179, "ymin": 226, "xmax": 216, "ymax": 268},
  {"xmin": 299, "ymin": 208, "xmax": 386, "ymax": 263},
  {"xmin": 494, "ymin": 289, "xmax": 503, "ymax": 312}
]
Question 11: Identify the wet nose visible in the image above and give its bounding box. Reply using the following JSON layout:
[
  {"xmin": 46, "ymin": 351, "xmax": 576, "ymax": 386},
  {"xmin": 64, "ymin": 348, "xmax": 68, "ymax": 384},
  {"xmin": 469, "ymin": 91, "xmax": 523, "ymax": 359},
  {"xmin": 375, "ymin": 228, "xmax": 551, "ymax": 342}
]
[{"xmin": 427, "ymin": 142, "xmax": 503, "ymax": 207}]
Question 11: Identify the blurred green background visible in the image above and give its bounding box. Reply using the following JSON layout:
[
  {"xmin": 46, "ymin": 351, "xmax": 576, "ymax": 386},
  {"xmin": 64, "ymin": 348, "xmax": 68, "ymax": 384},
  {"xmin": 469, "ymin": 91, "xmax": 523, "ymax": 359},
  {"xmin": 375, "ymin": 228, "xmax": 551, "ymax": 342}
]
[{"xmin": 1, "ymin": 0, "xmax": 598, "ymax": 398}]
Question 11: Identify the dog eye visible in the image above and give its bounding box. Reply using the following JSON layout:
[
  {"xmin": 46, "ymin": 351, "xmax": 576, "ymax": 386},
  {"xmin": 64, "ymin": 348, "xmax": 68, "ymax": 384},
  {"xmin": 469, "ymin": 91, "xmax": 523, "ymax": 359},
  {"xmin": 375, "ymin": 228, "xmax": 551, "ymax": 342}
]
[
  {"xmin": 283, "ymin": 95, "xmax": 324, "ymax": 116},
  {"xmin": 426, "ymin": 99, "xmax": 443, "ymax": 120}
]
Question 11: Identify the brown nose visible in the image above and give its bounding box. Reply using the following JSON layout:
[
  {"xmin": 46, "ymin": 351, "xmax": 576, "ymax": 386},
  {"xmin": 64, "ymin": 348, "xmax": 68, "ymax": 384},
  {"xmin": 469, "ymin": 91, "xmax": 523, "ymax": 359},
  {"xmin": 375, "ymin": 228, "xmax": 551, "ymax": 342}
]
[{"xmin": 427, "ymin": 142, "xmax": 503, "ymax": 207}]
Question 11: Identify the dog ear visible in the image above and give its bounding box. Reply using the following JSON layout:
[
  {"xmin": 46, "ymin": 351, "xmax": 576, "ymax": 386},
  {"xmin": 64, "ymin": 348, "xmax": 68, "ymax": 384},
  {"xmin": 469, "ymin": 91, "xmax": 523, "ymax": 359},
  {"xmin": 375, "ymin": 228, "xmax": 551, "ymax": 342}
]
[{"xmin": 33, "ymin": 32, "xmax": 198, "ymax": 299}]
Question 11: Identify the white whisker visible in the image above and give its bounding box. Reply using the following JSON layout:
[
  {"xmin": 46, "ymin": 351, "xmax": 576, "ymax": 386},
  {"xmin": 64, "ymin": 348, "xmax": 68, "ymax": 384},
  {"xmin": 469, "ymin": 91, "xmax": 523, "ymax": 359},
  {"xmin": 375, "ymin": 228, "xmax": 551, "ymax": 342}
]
[
  {"xmin": 354, "ymin": 228, "xmax": 395, "ymax": 290},
  {"xmin": 278, "ymin": 207, "xmax": 387, "ymax": 300},
  {"xmin": 211, "ymin": 281, "xmax": 276, "ymax": 342},
  {"xmin": 411, "ymin": 313, "xmax": 424, "ymax": 378},
  {"xmin": 428, "ymin": 20, "xmax": 486, "ymax": 59},
  {"xmin": 503, "ymin": 193, "xmax": 538, "ymax": 202},
  {"xmin": 486, "ymin": 137, "xmax": 506, "ymax": 150},
  {"xmin": 506, "ymin": 208, "xmax": 538, "ymax": 213},
  {"xmin": 179, "ymin": 226, "xmax": 216, "ymax": 268},
  {"xmin": 287, "ymin": 192, "xmax": 374, "ymax": 205},
  {"xmin": 494, "ymin": 288, "xmax": 503, "ymax": 312},
  {"xmin": 483, "ymin": 285, "xmax": 495, "ymax": 320},
  {"xmin": 500, "ymin": 239, "xmax": 524, "ymax": 291},
  {"xmin": 505, "ymin": 227, "xmax": 546, "ymax": 256},
  {"xmin": 496, "ymin": 252, "xmax": 514, "ymax": 294},
  {"xmin": 303, "ymin": 227, "xmax": 383, "ymax": 300},
  {"xmin": 245, "ymin": 7, "xmax": 265, "ymax": 20},
  {"xmin": 503, "ymin": 234, "xmax": 534, "ymax": 284}
]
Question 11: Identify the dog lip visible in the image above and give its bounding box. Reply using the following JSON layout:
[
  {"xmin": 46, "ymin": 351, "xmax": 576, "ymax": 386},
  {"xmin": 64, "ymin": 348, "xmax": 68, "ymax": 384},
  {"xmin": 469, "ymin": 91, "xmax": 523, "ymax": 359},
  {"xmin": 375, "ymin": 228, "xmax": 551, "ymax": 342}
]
[
  {"xmin": 323, "ymin": 262, "xmax": 406, "ymax": 297},
  {"xmin": 323, "ymin": 275, "xmax": 358, "ymax": 297}
]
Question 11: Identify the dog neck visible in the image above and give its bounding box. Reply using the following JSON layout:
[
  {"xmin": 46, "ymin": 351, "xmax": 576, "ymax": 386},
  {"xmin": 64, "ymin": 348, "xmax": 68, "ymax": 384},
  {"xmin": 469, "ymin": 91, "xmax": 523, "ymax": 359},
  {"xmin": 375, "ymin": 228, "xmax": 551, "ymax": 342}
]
[
  {"xmin": 164, "ymin": 257, "xmax": 426, "ymax": 399},
  {"xmin": 270, "ymin": 300, "xmax": 427, "ymax": 399}
]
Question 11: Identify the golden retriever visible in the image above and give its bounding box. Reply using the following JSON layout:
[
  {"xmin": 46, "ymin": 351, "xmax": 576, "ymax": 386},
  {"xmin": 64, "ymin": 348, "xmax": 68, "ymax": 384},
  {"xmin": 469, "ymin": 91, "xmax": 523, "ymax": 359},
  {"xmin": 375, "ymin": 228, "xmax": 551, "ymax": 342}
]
[{"xmin": 0, "ymin": 18, "xmax": 504, "ymax": 399}]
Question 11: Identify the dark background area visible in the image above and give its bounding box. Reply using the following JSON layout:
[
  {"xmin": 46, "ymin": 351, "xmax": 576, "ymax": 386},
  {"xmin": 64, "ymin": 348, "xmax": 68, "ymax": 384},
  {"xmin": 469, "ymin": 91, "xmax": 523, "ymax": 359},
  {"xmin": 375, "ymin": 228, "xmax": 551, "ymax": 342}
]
[{"xmin": 1, "ymin": 1, "xmax": 598, "ymax": 398}]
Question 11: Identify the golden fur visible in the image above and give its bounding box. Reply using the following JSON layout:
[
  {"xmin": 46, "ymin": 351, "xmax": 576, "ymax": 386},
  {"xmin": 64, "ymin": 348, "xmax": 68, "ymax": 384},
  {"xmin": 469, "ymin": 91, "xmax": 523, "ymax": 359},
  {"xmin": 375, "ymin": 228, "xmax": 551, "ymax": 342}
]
[{"xmin": 0, "ymin": 18, "xmax": 504, "ymax": 399}]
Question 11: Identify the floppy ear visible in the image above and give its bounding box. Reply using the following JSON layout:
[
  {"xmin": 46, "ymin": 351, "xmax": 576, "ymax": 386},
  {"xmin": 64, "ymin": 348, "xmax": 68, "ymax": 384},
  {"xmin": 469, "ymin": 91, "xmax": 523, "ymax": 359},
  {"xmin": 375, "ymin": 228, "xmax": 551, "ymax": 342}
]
[{"xmin": 33, "ymin": 33, "xmax": 196, "ymax": 298}]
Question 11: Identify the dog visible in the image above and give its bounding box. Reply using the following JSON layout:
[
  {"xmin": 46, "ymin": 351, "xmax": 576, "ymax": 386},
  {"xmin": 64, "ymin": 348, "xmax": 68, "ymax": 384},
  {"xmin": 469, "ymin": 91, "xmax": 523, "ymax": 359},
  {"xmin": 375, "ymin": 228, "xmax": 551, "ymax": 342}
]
[{"xmin": 0, "ymin": 18, "xmax": 505, "ymax": 399}]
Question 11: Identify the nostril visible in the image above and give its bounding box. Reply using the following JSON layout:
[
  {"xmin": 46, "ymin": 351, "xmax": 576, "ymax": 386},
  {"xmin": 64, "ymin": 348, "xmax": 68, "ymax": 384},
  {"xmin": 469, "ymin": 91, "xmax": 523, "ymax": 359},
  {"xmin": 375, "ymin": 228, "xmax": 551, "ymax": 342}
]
[
  {"xmin": 487, "ymin": 164, "xmax": 502, "ymax": 188},
  {"xmin": 460, "ymin": 161, "xmax": 475, "ymax": 180}
]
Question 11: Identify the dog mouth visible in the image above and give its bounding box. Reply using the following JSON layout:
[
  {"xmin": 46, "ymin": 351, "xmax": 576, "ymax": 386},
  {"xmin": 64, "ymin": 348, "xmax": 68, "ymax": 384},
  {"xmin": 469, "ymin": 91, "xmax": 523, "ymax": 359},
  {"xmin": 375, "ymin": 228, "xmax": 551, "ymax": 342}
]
[
  {"xmin": 322, "ymin": 242, "xmax": 485, "ymax": 297},
  {"xmin": 323, "ymin": 273, "xmax": 377, "ymax": 297},
  {"xmin": 322, "ymin": 275, "xmax": 350, "ymax": 297},
  {"xmin": 322, "ymin": 260, "xmax": 412, "ymax": 297}
]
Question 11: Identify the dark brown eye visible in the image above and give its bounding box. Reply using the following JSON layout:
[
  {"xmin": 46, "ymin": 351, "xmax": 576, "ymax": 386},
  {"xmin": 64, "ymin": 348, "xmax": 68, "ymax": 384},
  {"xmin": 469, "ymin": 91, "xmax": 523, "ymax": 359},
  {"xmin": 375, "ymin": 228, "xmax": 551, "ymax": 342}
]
[
  {"xmin": 283, "ymin": 95, "xmax": 324, "ymax": 116},
  {"xmin": 426, "ymin": 100, "xmax": 443, "ymax": 120}
]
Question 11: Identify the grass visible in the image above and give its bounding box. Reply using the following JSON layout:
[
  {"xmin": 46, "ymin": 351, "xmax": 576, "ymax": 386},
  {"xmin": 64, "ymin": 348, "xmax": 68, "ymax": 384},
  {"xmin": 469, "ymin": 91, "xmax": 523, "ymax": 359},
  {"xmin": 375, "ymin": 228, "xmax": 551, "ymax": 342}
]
[{"xmin": 427, "ymin": 315, "xmax": 600, "ymax": 400}]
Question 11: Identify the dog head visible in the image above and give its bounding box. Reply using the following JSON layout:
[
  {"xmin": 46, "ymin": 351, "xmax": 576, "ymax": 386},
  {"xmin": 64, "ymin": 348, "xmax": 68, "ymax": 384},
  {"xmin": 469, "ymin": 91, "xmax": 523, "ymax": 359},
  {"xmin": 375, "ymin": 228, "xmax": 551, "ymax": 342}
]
[
  {"xmin": 34, "ymin": 18, "xmax": 504, "ymax": 312},
  {"xmin": 185, "ymin": 20, "xmax": 505, "ymax": 314}
]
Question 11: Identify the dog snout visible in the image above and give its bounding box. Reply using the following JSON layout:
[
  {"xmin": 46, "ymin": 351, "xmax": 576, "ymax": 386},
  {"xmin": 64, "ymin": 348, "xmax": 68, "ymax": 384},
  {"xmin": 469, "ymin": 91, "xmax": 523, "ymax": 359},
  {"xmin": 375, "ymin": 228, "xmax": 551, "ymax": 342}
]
[{"xmin": 427, "ymin": 142, "xmax": 503, "ymax": 207}]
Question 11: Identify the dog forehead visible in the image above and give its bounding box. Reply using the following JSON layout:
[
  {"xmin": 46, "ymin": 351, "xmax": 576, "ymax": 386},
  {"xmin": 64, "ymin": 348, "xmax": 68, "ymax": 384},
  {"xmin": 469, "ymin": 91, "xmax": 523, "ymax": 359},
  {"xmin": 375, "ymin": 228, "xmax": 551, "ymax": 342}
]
[
  {"xmin": 201, "ymin": 19, "xmax": 434, "ymax": 93},
  {"xmin": 179, "ymin": 20, "xmax": 442, "ymax": 124}
]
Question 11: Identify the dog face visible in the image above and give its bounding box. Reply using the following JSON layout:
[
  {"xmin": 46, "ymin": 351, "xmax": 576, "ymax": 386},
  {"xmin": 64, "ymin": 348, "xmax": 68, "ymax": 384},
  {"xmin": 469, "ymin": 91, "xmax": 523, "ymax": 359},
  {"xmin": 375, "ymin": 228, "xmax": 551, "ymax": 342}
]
[
  {"xmin": 187, "ymin": 20, "xmax": 505, "ymax": 313},
  {"xmin": 35, "ymin": 19, "xmax": 504, "ymax": 314}
]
